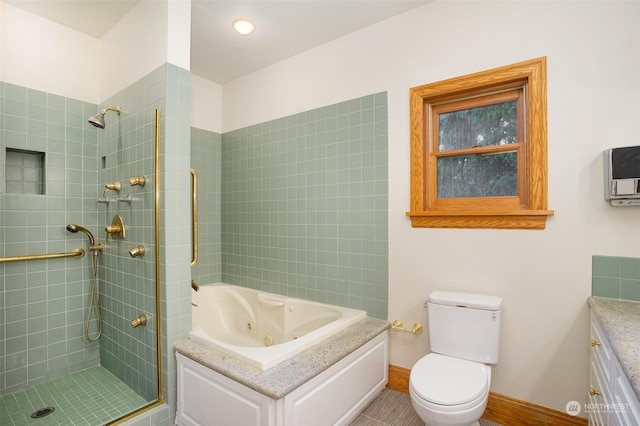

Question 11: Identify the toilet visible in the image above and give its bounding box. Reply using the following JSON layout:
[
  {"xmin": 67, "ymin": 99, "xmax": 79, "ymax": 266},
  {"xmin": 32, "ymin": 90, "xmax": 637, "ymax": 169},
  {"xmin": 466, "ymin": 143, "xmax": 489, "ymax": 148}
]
[{"xmin": 409, "ymin": 291, "xmax": 503, "ymax": 426}]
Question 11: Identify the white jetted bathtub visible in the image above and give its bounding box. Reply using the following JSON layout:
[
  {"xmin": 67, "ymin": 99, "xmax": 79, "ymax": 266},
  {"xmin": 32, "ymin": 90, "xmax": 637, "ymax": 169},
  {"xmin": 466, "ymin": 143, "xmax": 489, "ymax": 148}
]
[{"xmin": 189, "ymin": 284, "xmax": 367, "ymax": 369}]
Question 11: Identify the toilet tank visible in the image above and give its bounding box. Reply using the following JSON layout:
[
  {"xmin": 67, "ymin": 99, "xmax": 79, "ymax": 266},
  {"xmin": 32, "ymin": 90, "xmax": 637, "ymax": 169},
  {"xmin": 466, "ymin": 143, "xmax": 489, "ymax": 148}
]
[{"xmin": 427, "ymin": 291, "xmax": 502, "ymax": 364}]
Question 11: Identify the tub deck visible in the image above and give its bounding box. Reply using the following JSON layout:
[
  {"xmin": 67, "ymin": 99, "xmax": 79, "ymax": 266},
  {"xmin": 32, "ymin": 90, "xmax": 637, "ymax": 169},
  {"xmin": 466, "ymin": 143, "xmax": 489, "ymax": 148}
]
[{"xmin": 173, "ymin": 317, "xmax": 389, "ymax": 399}]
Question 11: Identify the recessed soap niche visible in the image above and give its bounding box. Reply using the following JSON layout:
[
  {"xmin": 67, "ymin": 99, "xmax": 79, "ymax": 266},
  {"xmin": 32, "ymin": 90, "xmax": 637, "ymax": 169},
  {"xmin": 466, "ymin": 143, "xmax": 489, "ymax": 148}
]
[{"xmin": 5, "ymin": 148, "xmax": 45, "ymax": 194}]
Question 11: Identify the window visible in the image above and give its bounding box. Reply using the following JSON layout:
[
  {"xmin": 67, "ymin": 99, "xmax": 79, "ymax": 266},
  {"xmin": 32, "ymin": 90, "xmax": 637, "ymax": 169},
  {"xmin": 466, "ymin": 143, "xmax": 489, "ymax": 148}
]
[{"xmin": 407, "ymin": 57, "xmax": 553, "ymax": 229}]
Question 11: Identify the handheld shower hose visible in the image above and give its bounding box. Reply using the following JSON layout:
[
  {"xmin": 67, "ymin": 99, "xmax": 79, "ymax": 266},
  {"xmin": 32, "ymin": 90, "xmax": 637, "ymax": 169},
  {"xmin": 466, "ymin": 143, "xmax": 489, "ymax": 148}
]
[{"xmin": 66, "ymin": 224, "xmax": 102, "ymax": 342}]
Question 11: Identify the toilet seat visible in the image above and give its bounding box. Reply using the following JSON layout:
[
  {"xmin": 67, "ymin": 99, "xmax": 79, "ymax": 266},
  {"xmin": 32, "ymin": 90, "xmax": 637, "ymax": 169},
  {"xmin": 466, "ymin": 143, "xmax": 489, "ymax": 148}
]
[{"xmin": 410, "ymin": 353, "xmax": 489, "ymax": 407}]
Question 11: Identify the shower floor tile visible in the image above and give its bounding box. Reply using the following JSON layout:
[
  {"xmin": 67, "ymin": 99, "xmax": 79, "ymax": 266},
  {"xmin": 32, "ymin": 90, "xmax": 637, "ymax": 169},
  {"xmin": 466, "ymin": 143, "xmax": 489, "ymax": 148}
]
[{"xmin": 0, "ymin": 366, "xmax": 147, "ymax": 426}]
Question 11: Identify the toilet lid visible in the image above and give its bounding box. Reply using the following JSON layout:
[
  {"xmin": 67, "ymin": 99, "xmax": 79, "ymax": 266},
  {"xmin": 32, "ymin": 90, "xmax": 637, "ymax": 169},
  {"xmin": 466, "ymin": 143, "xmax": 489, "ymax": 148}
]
[{"xmin": 410, "ymin": 353, "xmax": 488, "ymax": 406}]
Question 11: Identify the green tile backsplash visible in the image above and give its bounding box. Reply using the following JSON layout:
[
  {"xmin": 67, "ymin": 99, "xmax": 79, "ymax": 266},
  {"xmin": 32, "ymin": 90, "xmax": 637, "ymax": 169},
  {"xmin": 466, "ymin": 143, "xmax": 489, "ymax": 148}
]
[
  {"xmin": 220, "ymin": 92, "xmax": 389, "ymax": 319},
  {"xmin": 592, "ymin": 255, "xmax": 640, "ymax": 301}
]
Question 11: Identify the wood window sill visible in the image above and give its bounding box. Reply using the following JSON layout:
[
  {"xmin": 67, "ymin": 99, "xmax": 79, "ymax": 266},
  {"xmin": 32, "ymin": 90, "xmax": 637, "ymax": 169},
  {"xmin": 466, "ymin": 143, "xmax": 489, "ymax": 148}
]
[{"xmin": 406, "ymin": 210, "xmax": 554, "ymax": 230}]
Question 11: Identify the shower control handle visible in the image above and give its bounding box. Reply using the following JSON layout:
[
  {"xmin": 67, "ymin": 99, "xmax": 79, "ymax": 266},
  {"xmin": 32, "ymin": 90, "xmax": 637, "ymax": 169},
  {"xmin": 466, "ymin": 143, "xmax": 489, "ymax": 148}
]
[
  {"xmin": 105, "ymin": 214, "xmax": 126, "ymax": 240},
  {"xmin": 105, "ymin": 224, "xmax": 122, "ymax": 233}
]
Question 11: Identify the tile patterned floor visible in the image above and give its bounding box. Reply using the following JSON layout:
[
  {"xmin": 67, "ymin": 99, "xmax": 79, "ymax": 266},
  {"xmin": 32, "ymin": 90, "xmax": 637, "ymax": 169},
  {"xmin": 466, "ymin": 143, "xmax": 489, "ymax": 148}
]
[
  {"xmin": 0, "ymin": 366, "xmax": 146, "ymax": 426},
  {"xmin": 350, "ymin": 388, "xmax": 501, "ymax": 426}
]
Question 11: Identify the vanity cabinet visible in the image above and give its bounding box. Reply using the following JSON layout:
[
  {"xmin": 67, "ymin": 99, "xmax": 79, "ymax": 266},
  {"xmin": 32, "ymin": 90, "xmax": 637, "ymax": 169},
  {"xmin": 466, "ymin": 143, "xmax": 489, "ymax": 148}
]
[
  {"xmin": 590, "ymin": 312, "xmax": 640, "ymax": 425},
  {"xmin": 175, "ymin": 331, "xmax": 388, "ymax": 426}
]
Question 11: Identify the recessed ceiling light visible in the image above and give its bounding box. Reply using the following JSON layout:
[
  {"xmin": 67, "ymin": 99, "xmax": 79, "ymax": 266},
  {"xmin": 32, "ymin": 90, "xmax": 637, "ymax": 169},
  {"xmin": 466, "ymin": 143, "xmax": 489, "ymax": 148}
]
[{"xmin": 232, "ymin": 19, "xmax": 255, "ymax": 35}]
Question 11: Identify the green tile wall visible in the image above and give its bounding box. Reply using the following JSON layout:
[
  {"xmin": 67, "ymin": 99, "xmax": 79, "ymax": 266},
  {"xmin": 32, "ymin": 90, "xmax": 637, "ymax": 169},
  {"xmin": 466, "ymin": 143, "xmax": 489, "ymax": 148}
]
[
  {"xmin": 96, "ymin": 65, "xmax": 166, "ymax": 402},
  {"xmin": 1, "ymin": 81, "xmax": 100, "ymax": 395},
  {"xmin": 592, "ymin": 255, "xmax": 640, "ymax": 301},
  {"xmin": 158, "ymin": 63, "xmax": 193, "ymax": 421},
  {"xmin": 5, "ymin": 149, "xmax": 45, "ymax": 194},
  {"xmin": 0, "ymin": 65, "xmax": 188, "ymax": 424},
  {"xmin": 190, "ymin": 128, "xmax": 222, "ymax": 285},
  {"xmin": 221, "ymin": 92, "xmax": 389, "ymax": 319}
]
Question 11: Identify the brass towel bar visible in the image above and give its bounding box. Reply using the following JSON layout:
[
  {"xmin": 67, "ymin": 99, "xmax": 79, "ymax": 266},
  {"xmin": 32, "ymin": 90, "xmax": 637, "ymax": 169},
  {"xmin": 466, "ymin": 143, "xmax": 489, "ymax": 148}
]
[{"xmin": 0, "ymin": 248, "xmax": 85, "ymax": 263}]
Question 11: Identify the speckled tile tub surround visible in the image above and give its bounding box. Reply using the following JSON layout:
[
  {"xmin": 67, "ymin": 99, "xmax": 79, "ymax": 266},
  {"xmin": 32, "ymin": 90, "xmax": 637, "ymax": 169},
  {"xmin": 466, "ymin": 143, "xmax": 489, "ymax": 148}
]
[
  {"xmin": 588, "ymin": 296, "xmax": 640, "ymax": 401},
  {"xmin": 174, "ymin": 318, "xmax": 389, "ymax": 399}
]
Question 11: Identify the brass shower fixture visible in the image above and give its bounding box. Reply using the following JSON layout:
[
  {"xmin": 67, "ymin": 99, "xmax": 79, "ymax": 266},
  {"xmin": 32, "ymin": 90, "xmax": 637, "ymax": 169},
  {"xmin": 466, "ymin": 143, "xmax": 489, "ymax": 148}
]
[
  {"xmin": 105, "ymin": 214, "xmax": 125, "ymax": 241},
  {"xmin": 129, "ymin": 245, "xmax": 145, "ymax": 258},
  {"xmin": 129, "ymin": 176, "xmax": 146, "ymax": 187},
  {"xmin": 105, "ymin": 181, "xmax": 121, "ymax": 191},
  {"xmin": 130, "ymin": 314, "xmax": 148, "ymax": 328},
  {"xmin": 103, "ymin": 181, "xmax": 121, "ymax": 197}
]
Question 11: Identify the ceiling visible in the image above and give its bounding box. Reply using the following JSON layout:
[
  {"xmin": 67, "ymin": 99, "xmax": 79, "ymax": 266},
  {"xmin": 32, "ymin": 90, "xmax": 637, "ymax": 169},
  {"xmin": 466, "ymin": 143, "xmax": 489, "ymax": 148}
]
[{"xmin": 6, "ymin": 0, "xmax": 429, "ymax": 84}]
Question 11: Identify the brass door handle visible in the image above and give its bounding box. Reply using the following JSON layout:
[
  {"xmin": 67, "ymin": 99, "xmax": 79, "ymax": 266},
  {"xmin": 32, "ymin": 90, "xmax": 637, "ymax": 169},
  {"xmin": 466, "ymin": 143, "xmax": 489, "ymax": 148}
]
[
  {"xmin": 590, "ymin": 339, "xmax": 602, "ymax": 347},
  {"xmin": 589, "ymin": 387, "xmax": 601, "ymax": 396}
]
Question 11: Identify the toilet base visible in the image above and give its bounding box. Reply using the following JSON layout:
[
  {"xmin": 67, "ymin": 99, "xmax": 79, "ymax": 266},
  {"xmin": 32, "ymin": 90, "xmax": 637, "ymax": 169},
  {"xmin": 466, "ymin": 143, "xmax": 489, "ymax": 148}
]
[
  {"xmin": 420, "ymin": 420, "xmax": 480, "ymax": 426},
  {"xmin": 410, "ymin": 390, "xmax": 488, "ymax": 426}
]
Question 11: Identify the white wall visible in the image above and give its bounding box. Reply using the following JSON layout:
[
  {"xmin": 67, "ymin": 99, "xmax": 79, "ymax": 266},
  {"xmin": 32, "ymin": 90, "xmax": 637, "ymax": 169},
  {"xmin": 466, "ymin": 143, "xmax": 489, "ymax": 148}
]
[
  {"xmin": 0, "ymin": 1, "xmax": 100, "ymax": 103},
  {"xmin": 221, "ymin": 0, "xmax": 640, "ymax": 414},
  {"xmin": 1, "ymin": 0, "xmax": 191, "ymax": 104},
  {"xmin": 98, "ymin": 0, "xmax": 167, "ymax": 100},
  {"xmin": 191, "ymin": 74, "xmax": 222, "ymax": 133}
]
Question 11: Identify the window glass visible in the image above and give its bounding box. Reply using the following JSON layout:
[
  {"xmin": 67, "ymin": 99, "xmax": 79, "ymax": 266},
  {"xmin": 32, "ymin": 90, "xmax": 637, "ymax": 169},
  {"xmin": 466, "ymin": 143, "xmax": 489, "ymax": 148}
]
[
  {"xmin": 436, "ymin": 152, "xmax": 518, "ymax": 198},
  {"xmin": 438, "ymin": 101, "xmax": 519, "ymax": 151}
]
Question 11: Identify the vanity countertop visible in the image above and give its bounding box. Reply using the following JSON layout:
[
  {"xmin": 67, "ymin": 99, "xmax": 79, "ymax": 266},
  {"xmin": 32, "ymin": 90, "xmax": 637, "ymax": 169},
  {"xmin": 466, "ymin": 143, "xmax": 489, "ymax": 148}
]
[
  {"xmin": 588, "ymin": 296, "xmax": 640, "ymax": 401},
  {"xmin": 173, "ymin": 317, "xmax": 389, "ymax": 399}
]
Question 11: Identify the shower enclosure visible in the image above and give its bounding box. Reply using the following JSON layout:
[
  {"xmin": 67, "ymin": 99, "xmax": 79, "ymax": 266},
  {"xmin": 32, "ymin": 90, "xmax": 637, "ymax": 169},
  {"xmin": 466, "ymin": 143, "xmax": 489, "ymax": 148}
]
[{"xmin": 0, "ymin": 81, "xmax": 163, "ymax": 425}]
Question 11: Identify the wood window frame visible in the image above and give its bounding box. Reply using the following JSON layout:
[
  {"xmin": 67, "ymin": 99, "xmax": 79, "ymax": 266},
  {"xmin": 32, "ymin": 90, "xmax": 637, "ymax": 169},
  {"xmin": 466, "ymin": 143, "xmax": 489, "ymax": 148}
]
[{"xmin": 407, "ymin": 57, "xmax": 554, "ymax": 230}]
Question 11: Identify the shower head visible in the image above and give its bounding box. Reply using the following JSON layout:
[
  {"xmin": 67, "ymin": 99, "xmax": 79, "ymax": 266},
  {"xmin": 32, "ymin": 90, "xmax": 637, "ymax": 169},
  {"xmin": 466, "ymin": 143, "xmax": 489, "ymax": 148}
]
[
  {"xmin": 66, "ymin": 224, "xmax": 96, "ymax": 247},
  {"xmin": 88, "ymin": 106, "xmax": 121, "ymax": 129}
]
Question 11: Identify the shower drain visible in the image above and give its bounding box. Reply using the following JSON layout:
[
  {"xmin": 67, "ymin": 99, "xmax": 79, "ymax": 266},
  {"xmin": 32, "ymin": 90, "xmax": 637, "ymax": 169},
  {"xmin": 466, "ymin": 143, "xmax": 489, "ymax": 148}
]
[{"xmin": 31, "ymin": 407, "xmax": 55, "ymax": 419}]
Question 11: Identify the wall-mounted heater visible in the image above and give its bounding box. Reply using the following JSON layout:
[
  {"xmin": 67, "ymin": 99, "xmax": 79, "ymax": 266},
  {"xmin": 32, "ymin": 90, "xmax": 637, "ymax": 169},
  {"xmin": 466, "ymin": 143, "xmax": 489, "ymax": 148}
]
[{"xmin": 603, "ymin": 145, "xmax": 640, "ymax": 206}]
